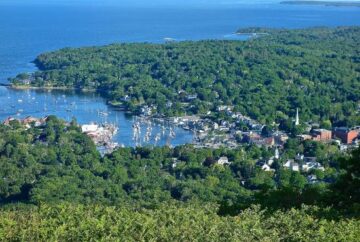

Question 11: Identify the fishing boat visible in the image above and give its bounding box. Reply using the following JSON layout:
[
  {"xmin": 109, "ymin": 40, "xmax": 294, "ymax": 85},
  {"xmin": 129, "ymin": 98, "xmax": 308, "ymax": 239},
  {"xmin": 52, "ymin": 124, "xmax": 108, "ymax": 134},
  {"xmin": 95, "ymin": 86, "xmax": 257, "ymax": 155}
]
[
  {"xmin": 154, "ymin": 133, "xmax": 161, "ymax": 142},
  {"xmin": 98, "ymin": 111, "xmax": 109, "ymax": 117}
]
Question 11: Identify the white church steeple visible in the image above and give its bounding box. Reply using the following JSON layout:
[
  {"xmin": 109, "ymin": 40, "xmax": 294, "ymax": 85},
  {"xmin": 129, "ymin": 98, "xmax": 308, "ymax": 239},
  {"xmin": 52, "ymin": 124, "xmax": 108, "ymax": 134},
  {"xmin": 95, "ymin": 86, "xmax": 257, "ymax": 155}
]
[
  {"xmin": 275, "ymin": 147, "xmax": 279, "ymax": 159},
  {"xmin": 295, "ymin": 108, "xmax": 300, "ymax": 126}
]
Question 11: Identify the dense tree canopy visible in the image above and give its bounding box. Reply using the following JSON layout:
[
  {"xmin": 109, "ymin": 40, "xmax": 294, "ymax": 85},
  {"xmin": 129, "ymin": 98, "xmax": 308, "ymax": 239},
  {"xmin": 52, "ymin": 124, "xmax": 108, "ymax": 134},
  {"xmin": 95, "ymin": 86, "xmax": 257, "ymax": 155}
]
[
  {"xmin": 0, "ymin": 117, "xmax": 356, "ymax": 209},
  {"xmin": 0, "ymin": 116, "xmax": 358, "ymax": 240}
]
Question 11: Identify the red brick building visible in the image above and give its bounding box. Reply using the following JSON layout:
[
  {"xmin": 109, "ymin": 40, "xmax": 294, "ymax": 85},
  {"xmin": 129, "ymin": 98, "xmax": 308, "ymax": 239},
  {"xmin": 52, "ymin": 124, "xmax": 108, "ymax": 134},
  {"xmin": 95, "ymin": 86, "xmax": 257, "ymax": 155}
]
[
  {"xmin": 311, "ymin": 129, "xmax": 332, "ymax": 142},
  {"xmin": 333, "ymin": 127, "xmax": 359, "ymax": 144}
]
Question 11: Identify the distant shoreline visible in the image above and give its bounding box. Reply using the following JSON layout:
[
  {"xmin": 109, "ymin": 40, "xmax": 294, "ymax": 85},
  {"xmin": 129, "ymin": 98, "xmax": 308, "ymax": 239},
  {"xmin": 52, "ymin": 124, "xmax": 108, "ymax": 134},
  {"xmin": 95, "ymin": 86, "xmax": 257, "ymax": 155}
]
[
  {"xmin": 8, "ymin": 84, "xmax": 96, "ymax": 92},
  {"xmin": 281, "ymin": 1, "xmax": 360, "ymax": 7},
  {"xmin": 8, "ymin": 84, "xmax": 125, "ymax": 108}
]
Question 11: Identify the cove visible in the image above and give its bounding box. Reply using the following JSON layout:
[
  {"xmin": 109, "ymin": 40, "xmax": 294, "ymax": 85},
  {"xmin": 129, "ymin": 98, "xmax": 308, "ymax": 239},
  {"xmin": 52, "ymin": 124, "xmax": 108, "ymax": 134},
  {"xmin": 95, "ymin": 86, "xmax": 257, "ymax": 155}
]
[{"xmin": 0, "ymin": 87, "xmax": 194, "ymax": 147}]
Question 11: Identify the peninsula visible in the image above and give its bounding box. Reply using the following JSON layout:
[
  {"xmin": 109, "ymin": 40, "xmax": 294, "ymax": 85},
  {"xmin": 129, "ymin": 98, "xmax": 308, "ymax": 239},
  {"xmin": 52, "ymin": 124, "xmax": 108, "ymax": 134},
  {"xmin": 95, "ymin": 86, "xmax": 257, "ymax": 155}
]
[{"xmin": 11, "ymin": 27, "xmax": 360, "ymax": 129}]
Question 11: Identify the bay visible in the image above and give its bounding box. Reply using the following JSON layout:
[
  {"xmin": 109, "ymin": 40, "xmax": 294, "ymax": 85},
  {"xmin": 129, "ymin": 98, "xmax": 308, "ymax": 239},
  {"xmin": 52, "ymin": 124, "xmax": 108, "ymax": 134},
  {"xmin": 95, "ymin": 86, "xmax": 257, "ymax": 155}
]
[{"xmin": 0, "ymin": 3, "xmax": 359, "ymax": 147}]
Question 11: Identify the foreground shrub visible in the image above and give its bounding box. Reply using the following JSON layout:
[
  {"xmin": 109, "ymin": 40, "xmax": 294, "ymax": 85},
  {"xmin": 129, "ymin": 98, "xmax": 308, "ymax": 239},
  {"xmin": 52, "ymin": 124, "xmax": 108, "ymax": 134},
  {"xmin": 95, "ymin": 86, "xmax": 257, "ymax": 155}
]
[{"xmin": 0, "ymin": 203, "xmax": 359, "ymax": 241}]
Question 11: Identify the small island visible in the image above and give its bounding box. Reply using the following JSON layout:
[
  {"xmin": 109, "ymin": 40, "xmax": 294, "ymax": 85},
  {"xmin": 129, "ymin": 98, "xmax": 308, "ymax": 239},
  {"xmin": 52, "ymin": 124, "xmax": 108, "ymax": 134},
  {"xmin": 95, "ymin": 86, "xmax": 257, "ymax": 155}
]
[{"xmin": 281, "ymin": 1, "xmax": 360, "ymax": 7}]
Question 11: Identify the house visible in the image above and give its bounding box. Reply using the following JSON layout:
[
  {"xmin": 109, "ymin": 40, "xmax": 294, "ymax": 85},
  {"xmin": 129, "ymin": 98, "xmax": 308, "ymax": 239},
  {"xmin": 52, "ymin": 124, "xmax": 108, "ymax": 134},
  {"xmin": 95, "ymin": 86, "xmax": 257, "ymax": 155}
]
[
  {"xmin": 22, "ymin": 116, "xmax": 38, "ymax": 124},
  {"xmin": 339, "ymin": 144, "xmax": 348, "ymax": 152},
  {"xmin": 22, "ymin": 116, "xmax": 43, "ymax": 127},
  {"xmin": 261, "ymin": 163, "xmax": 275, "ymax": 172},
  {"xmin": 217, "ymin": 105, "xmax": 233, "ymax": 112},
  {"xmin": 274, "ymin": 132, "xmax": 289, "ymax": 145},
  {"xmin": 252, "ymin": 137, "xmax": 275, "ymax": 148},
  {"xmin": 217, "ymin": 157, "xmax": 231, "ymax": 165},
  {"xmin": 283, "ymin": 160, "xmax": 300, "ymax": 172},
  {"xmin": 302, "ymin": 161, "xmax": 325, "ymax": 172},
  {"xmin": 268, "ymin": 158, "xmax": 275, "ymax": 166},
  {"xmin": 257, "ymin": 158, "xmax": 275, "ymax": 172},
  {"xmin": 186, "ymin": 94, "xmax": 198, "ymax": 101},
  {"xmin": 82, "ymin": 124, "xmax": 99, "ymax": 133},
  {"xmin": 307, "ymin": 174, "xmax": 318, "ymax": 184},
  {"xmin": 263, "ymin": 137, "xmax": 275, "ymax": 147},
  {"xmin": 333, "ymin": 127, "xmax": 359, "ymax": 144},
  {"xmin": 297, "ymin": 134, "xmax": 312, "ymax": 141},
  {"xmin": 3, "ymin": 117, "xmax": 16, "ymax": 125}
]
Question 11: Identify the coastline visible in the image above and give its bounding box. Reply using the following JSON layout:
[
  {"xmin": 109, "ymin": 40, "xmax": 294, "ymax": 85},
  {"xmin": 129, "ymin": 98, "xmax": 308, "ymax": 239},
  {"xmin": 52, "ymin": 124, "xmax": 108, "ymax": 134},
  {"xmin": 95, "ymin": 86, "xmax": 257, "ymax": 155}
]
[
  {"xmin": 9, "ymin": 83, "xmax": 129, "ymax": 110},
  {"xmin": 9, "ymin": 84, "xmax": 96, "ymax": 92}
]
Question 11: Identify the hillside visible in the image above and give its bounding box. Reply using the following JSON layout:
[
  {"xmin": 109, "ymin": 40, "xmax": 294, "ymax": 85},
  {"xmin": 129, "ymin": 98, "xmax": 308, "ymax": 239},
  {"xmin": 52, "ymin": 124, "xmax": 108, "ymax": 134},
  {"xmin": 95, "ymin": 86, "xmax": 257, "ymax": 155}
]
[{"xmin": 0, "ymin": 116, "xmax": 359, "ymax": 240}]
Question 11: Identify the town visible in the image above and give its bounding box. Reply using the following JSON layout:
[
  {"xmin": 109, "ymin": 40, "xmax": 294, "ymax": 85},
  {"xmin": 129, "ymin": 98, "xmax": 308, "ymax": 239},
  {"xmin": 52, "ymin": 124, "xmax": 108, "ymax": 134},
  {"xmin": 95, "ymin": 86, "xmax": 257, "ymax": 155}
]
[
  {"xmin": 133, "ymin": 102, "xmax": 360, "ymax": 184},
  {"xmin": 2, "ymin": 101, "xmax": 359, "ymax": 186},
  {"xmin": 136, "ymin": 103, "xmax": 359, "ymax": 149}
]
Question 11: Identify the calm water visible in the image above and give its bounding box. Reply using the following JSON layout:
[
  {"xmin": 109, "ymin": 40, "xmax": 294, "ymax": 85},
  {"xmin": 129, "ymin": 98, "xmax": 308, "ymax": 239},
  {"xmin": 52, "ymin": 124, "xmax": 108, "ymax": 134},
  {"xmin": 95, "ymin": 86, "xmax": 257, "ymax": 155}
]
[
  {"xmin": 0, "ymin": 3, "xmax": 359, "ymax": 146},
  {"xmin": 0, "ymin": 87, "xmax": 194, "ymax": 147}
]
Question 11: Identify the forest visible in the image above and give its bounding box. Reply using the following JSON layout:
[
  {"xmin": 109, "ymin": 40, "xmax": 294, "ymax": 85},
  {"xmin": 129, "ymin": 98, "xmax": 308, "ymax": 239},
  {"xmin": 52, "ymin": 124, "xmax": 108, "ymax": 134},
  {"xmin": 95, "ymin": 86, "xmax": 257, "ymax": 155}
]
[
  {"xmin": 0, "ymin": 117, "xmax": 359, "ymax": 240},
  {"xmin": 10, "ymin": 27, "xmax": 360, "ymax": 127}
]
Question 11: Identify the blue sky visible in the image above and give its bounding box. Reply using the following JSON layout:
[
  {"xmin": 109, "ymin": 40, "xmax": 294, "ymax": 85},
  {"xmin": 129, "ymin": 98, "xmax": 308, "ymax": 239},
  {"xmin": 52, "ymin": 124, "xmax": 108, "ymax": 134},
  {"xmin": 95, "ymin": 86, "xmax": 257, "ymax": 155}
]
[{"xmin": 0, "ymin": 0, "xmax": 288, "ymax": 6}]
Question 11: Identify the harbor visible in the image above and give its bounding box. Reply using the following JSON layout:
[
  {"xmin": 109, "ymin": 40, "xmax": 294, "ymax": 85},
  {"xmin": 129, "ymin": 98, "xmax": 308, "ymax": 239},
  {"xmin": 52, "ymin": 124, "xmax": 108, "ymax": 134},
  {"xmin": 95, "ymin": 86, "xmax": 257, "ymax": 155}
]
[{"xmin": 0, "ymin": 87, "xmax": 194, "ymax": 148}]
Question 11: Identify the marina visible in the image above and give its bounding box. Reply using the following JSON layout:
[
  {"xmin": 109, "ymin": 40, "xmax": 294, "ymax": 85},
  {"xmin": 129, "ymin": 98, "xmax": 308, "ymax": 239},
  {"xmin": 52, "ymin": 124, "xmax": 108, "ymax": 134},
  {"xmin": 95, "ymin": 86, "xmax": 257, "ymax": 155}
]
[{"xmin": 0, "ymin": 87, "xmax": 194, "ymax": 147}]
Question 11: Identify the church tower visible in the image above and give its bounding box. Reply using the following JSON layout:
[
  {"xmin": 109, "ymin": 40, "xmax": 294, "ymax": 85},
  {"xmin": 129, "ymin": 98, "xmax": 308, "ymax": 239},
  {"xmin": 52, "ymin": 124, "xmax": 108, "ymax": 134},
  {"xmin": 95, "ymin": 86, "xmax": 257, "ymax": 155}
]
[
  {"xmin": 295, "ymin": 108, "xmax": 300, "ymax": 126},
  {"xmin": 275, "ymin": 147, "xmax": 279, "ymax": 159}
]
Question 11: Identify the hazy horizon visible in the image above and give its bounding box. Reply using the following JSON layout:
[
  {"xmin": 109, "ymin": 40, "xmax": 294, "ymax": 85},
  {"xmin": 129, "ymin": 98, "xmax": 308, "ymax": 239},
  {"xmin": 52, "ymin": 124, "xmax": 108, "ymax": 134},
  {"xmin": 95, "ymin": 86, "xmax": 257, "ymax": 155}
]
[{"xmin": 2, "ymin": 0, "xmax": 359, "ymax": 7}]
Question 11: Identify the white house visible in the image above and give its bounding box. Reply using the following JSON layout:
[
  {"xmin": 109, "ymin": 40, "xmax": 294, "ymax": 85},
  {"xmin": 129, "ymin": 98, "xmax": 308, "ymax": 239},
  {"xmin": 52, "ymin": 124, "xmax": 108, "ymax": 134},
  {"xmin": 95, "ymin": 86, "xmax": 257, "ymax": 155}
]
[
  {"xmin": 217, "ymin": 157, "xmax": 231, "ymax": 165},
  {"xmin": 261, "ymin": 163, "xmax": 275, "ymax": 172},
  {"xmin": 82, "ymin": 124, "xmax": 99, "ymax": 133},
  {"xmin": 302, "ymin": 162, "xmax": 325, "ymax": 172},
  {"xmin": 283, "ymin": 160, "xmax": 300, "ymax": 172},
  {"xmin": 267, "ymin": 158, "xmax": 275, "ymax": 166}
]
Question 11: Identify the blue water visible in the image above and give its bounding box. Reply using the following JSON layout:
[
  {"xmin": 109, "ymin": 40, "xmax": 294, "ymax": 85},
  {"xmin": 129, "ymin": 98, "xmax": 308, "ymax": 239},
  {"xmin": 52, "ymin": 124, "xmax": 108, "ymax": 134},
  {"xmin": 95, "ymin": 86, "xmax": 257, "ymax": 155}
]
[
  {"xmin": 0, "ymin": 4, "xmax": 359, "ymax": 81},
  {"xmin": 0, "ymin": 3, "xmax": 359, "ymax": 146},
  {"xmin": 0, "ymin": 87, "xmax": 194, "ymax": 147}
]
